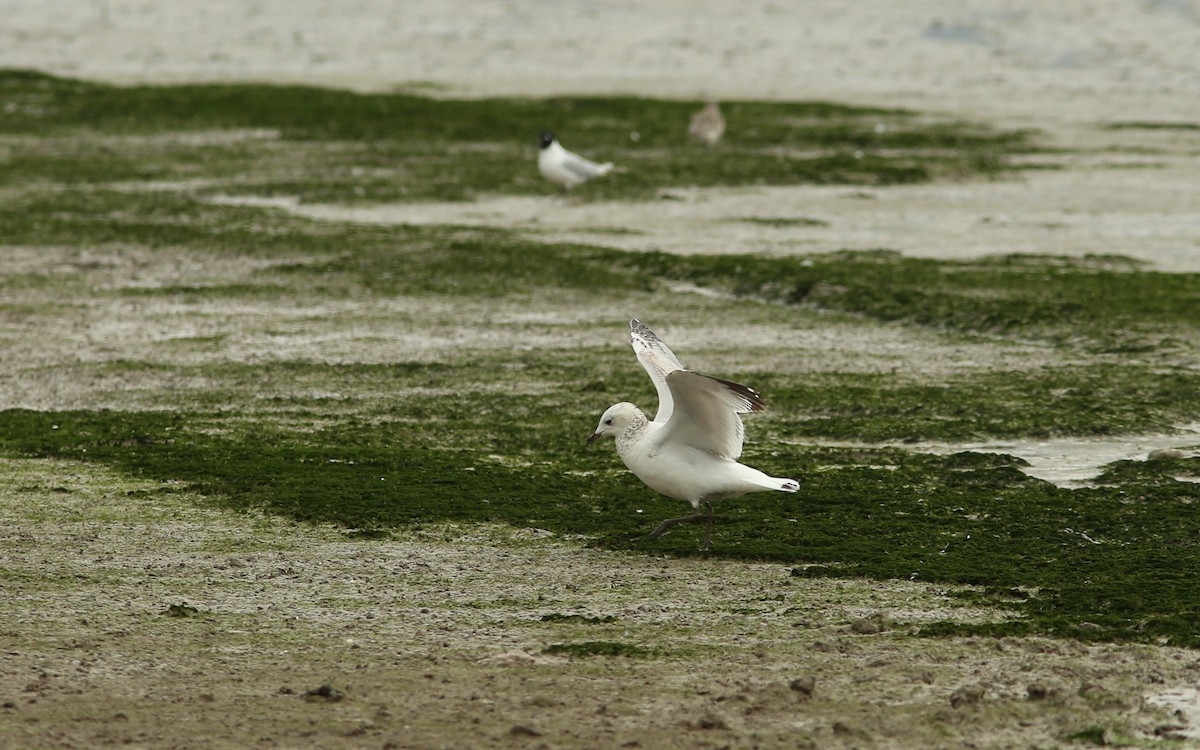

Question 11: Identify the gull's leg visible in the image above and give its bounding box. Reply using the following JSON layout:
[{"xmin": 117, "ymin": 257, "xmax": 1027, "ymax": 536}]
[
  {"xmin": 700, "ymin": 500, "xmax": 715, "ymax": 551},
  {"xmin": 649, "ymin": 507, "xmax": 707, "ymax": 539}
]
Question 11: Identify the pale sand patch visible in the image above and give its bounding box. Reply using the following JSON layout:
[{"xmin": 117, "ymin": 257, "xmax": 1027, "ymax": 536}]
[
  {"xmin": 1147, "ymin": 687, "xmax": 1200, "ymax": 741},
  {"xmin": 0, "ymin": 236, "xmax": 1066, "ymax": 413},
  {"xmin": 217, "ymin": 150, "xmax": 1200, "ymax": 271},
  {"xmin": 907, "ymin": 427, "xmax": 1200, "ymax": 487},
  {"xmin": 4, "ymin": 0, "xmax": 1199, "ymax": 124}
]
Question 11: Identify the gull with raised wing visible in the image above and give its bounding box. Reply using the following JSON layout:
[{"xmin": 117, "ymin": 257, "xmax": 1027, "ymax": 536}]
[
  {"xmin": 538, "ymin": 130, "xmax": 614, "ymax": 190},
  {"xmin": 587, "ymin": 319, "xmax": 799, "ymax": 550}
]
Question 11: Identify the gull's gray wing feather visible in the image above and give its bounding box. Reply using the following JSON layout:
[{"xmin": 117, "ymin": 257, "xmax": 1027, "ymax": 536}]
[
  {"xmin": 629, "ymin": 319, "xmax": 685, "ymax": 423},
  {"xmin": 659, "ymin": 370, "xmax": 764, "ymax": 460}
]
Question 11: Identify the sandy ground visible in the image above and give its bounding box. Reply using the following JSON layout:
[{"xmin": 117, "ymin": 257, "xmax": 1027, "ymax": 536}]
[
  {"xmin": 5, "ymin": 458, "xmax": 1200, "ymax": 749},
  {"xmin": 4, "ymin": 1, "xmax": 1200, "ymax": 747},
  {"xmin": 5, "ymin": 0, "xmax": 1200, "ymax": 121}
]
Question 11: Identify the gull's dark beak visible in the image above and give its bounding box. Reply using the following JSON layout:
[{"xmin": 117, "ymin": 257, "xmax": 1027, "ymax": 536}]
[{"xmin": 586, "ymin": 431, "xmax": 601, "ymax": 445}]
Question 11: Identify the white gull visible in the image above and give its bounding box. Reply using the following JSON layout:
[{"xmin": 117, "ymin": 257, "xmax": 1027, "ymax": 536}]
[
  {"xmin": 588, "ymin": 319, "xmax": 799, "ymax": 550},
  {"xmin": 537, "ymin": 130, "xmax": 614, "ymax": 190}
]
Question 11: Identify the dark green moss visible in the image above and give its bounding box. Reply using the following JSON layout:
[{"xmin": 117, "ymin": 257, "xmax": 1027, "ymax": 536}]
[
  {"xmin": 1063, "ymin": 726, "xmax": 1110, "ymax": 745},
  {"xmin": 760, "ymin": 365, "xmax": 1200, "ymax": 440},
  {"xmin": 44, "ymin": 350, "xmax": 1200, "ymax": 444},
  {"xmin": 542, "ymin": 641, "xmax": 652, "ymax": 658},
  {"xmin": 0, "ymin": 69, "xmax": 1032, "ymax": 201},
  {"xmin": 3, "ymin": 407, "xmax": 1200, "ymax": 647},
  {"xmin": 117, "ymin": 284, "xmax": 294, "ymax": 300},
  {"xmin": 622, "ymin": 249, "xmax": 1200, "ymax": 350},
  {"xmin": 165, "ymin": 603, "xmax": 201, "ymax": 618},
  {"xmin": 735, "ymin": 216, "xmax": 831, "ymax": 228},
  {"xmin": 540, "ymin": 613, "xmax": 619, "ymax": 624},
  {"xmin": 6, "ymin": 189, "xmax": 1198, "ymax": 353},
  {"xmin": 1093, "ymin": 453, "xmax": 1200, "ymax": 483},
  {"xmin": 4, "ymin": 72, "xmax": 1200, "ymax": 650},
  {"xmin": 1106, "ymin": 121, "xmax": 1200, "ymax": 131}
]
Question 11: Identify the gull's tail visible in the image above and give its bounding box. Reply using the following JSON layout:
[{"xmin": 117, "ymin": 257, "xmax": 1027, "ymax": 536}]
[
  {"xmin": 774, "ymin": 477, "xmax": 800, "ymax": 493},
  {"xmin": 733, "ymin": 463, "xmax": 801, "ymax": 495}
]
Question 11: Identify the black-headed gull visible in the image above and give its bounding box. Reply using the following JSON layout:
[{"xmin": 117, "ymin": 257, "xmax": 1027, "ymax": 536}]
[
  {"xmin": 588, "ymin": 319, "xmax": 799, "ymax": 550},
  {"xmin": 688, "ymin": 102, "xmax": 725, "ymax": 147},
  {"xmin": 538, "ymin": 131, "xmax": 614, "ymax": 190}
]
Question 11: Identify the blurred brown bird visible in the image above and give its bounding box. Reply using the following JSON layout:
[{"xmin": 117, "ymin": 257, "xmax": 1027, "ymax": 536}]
[{"xmin": 688, "ymin": 101, "xmax": 725, "ymax": 146}]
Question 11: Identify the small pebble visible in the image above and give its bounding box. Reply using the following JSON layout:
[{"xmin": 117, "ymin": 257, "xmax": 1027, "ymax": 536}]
[
  {"xmin": 789, "ymin": 676, "xmax": 816, "ymax": 698},
  {"xmin": 950, "ymin": 683, "xmax": 986, "ymax": 708}
]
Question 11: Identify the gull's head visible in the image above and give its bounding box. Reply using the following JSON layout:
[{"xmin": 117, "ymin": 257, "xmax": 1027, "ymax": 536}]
[
  {"xmin": 538, "ymin": 130, "xmax": 556, "ymax": 150},
  {"xmin": 587, "ymin": 402, "xmax": 640, "ymax": 445}
]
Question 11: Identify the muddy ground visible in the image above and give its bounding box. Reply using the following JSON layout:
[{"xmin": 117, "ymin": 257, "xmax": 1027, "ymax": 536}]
[{"xmin": 5, "ymin": 456, "xmax": 1200, "ymax": 749}]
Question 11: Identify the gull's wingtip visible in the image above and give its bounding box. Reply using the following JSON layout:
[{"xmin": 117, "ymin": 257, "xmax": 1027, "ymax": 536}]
[
  {"xmin": 629, "ymin": 318, "xmax": 641, "ymax": 329},
  {"xmin": 703, "ymin": 373, "xmax": 766, "ymax": 412}
]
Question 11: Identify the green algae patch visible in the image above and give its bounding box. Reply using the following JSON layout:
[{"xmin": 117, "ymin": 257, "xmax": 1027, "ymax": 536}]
[
  {"xmin": 0, "ymin": 69, "xmax": 1031, "ymax": 201},
  {"xmin": 4, "ymin": 70, "xmax": 1200, "ymax": 651},
  {"xmin": 543, "ymin": 641, "xmax": 653, "ymax": 659},
  {"xmin": 540, "ymin": 613, "xmax": 619, "ymax": 624},
  {"xmin": 3, "ymin": 408, "xmax": 1200, "ymax": 648},
  {"xmin": 6, "ymin": 188, "xmax": 1199, "ymax": 356},
  {"xmin": 623, "ymin": 249, "xmax": 1200, "ymax": 351},
  {"xmin": 735, "ymin": 216, "xmax": 831, "ymax": 228},
  {"xmin": 762, "ymin": 364, "xmax": 1200, "ymax": 441},
  {"xmin": 1106, "ymin": 121, "xmax": 1200, "ymax": 131},
  {"xmin": 164, "ymin": 603, "xmax": 202, "ymax": 618}
]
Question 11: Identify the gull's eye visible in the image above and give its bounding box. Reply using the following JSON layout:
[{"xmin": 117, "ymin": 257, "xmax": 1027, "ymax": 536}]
[{"xmin": 604, "ymin": 418, "xmax": 614, "ymax": 426}]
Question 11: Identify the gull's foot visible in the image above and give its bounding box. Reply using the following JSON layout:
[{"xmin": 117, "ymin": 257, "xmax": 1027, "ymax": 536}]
[{"xmin": 648, "ymin": 513, "xmax": 705, "ymax": 539}]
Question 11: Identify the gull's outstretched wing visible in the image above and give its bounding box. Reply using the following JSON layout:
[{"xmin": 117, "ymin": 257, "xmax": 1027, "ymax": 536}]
[
  {"xmin": 659, "ymin": 370, "xmax": 764, "ymax": 460},
  {"xmin": 629, "ymin": 319, "xmax": 685, "ymax": 423}
]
